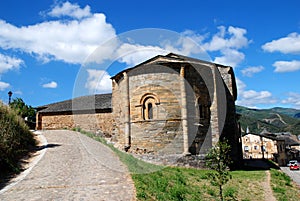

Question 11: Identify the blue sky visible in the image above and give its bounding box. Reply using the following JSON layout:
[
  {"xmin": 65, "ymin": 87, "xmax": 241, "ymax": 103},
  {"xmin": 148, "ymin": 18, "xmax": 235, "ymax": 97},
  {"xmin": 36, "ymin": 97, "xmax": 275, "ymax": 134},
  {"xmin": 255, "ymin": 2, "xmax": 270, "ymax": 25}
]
[{"xmin": 0, "ymin": 0, "xmax": 299, "ymax": 109}]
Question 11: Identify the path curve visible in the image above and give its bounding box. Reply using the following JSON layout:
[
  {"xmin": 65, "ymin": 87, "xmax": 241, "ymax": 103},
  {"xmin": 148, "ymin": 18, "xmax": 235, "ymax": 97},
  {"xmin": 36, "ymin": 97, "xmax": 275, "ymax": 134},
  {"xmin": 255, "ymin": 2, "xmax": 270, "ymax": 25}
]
[{"xmin": 0, "ymin": 130, "xmax": 135, "ymax": 201}]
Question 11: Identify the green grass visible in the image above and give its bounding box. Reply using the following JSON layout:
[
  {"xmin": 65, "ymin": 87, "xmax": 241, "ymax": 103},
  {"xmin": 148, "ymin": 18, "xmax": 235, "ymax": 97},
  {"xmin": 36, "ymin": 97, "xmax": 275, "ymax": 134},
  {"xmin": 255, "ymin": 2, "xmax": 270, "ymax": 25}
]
[
  {"xmin": 79, "ymin": 129, "xmax": 300, "ymax": 201},
  {"xmin": 133, "ymin": 168, "xmax": 268, "ymax": 201},
  {"xmin": 270, "ymin": 169, "xmax": 300, "ymax": 201}
]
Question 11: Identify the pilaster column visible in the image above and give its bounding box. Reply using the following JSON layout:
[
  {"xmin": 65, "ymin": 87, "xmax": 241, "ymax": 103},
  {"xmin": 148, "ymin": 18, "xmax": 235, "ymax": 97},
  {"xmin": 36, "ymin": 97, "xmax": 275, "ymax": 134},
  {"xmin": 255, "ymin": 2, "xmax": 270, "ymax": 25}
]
[
  {"xmin": 210, "ymin": 66, "xmax": 220, "ymax": 146},
  {"xmin": 180, "ymin": 66, "xmax": 190, "ymax": 155},
  {"xmin": 123, "ymin": 72, "xmax": 131, "ymax": 150}
]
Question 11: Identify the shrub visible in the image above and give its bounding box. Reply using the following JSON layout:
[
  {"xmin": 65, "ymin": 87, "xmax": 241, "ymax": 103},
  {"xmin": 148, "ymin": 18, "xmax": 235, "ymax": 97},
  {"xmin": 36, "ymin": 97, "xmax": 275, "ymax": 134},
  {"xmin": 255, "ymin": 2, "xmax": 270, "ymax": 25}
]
[{"xmin": 0, "ymin": 102, "xmax": 36, "ymax": 175}]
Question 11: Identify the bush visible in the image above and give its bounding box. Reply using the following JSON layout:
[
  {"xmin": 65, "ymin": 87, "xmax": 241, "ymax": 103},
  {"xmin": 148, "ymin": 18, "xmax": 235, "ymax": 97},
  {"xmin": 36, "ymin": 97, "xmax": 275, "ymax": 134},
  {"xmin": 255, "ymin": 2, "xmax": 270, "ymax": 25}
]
[{"xmin": 0, "ymin": 102, "xmax": 36, "ymax": 175}]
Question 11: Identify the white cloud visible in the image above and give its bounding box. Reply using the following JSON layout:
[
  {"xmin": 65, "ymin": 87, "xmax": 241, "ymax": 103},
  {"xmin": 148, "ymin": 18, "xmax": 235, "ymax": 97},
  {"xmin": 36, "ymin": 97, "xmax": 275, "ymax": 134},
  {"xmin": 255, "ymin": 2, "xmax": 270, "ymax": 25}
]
[
  {"xmin": 0, "ymin": 81, "xmax": 10, "ymax": 91},
  {"xmin": 0, "ymin": 2, "xmax": 251, "ymax": 69},
  {"xmin": 162, "ymin": 30, "xmax": 207, "ymax": 56},
  {"xmin": 85, "ymin": 69, "xmax": 112, "ymax": 93},
  {"xmin": 236, "ymin": 77, "xmax": 246, "ymax": 95},
  {"xmin": 201, "ymin": 26, "xmax": 250, "ymax": 67},
  {"xmin": 273, "ymin": 60, "xmax": 300, "ymax": 73},
  {"xmin": 116, "ymin": 43, "xmax": 169, "ymax": 66},
  {"xmin": 87, "ymin": 29, "xmax": 209, "ymax": 68},
  {"xmin": 0, "ymin": 2, "xmax": 253, "ymax": 98},
  {"xmin": 282, "ymin": 92, "xmax": 300, "ymax": 109},
  {"xmin": 13, "ymin": 90, "xmax": 22, "ymax": 95},
  {"xmin": 47, "ymin": 1, "xmax": 91, "ymax": 19},
  {"xmin": 42, "ymin": 81, "xmax": 57, "ymax": 88},
  {"xmin": 0, "ymin": 53, "xmax": 23, "ymax": 74},
  {"xmin": 242, "ymin": 90, "xmax": 272, "ymax": 99},
  {"xmin": 241, "ymin": 66, "xmax": 264, "ymax": 77},
  {"xmin": 262, "ymin": 32, "xmax": 300, "ymax": 54},
  {"xmin": 111, "ymin": 26, "xmax": 250, "ymax": 67},
  {"xmin": 0, "ymin": 10, "xmax": 116, "ymax": 64},
  {"xmin": 213, "ymin": 48, "xmax": 245, "ymax": 68},
  {"xmin": 203, "ymin": 26, "xmax": 249, "ymax": 51},
  {"xmin": 236, "ymin": 78, "xmax": 276, "ymax": 108}
]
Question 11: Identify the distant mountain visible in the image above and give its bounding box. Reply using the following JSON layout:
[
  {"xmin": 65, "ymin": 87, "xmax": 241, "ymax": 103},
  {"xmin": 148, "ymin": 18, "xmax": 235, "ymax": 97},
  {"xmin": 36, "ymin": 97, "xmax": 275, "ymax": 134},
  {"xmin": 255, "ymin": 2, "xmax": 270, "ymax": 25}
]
[
  {"xmin": 295, "ymin": 113, "xmax": 300, "ymax": 118},
  {"xmin": 236, "ymin": 105, "xmax": 300, "ymax": 135},
  {"xmin": 269, "ymin": 107, "xmax": 300, "ymax": 119}
]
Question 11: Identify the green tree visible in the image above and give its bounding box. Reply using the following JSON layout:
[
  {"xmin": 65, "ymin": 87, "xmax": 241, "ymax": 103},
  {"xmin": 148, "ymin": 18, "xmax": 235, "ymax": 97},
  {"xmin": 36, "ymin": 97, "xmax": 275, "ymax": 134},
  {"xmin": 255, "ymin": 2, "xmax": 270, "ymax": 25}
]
[
  {"xmin": 10, "ymin": 98, "xmax": 36, "ymax": 121},
  {"xmin": 205, "ymin": 140, "xmax": 232, "ymax": 201}
]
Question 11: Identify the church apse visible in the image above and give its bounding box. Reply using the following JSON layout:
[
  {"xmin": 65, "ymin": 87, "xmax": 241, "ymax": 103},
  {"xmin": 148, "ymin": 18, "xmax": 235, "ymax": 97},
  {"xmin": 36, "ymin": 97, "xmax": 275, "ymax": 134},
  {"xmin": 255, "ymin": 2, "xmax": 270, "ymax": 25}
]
[{"xmin": 111, "ymin": 53, "xmax": 241, "ymax": 164}]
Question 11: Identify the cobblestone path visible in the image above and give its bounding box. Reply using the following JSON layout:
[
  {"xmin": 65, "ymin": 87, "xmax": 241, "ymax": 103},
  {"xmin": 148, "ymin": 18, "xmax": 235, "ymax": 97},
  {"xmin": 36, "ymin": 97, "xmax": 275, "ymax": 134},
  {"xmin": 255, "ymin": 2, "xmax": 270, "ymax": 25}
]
[{"xmin": 0, "ymin": 130, "xmax": 135, "ymax": 201}]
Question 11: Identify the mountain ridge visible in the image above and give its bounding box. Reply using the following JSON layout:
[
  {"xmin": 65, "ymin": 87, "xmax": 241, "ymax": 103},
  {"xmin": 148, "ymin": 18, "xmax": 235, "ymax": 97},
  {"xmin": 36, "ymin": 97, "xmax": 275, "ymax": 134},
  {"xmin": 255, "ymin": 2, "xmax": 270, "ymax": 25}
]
[{"xmin": 236, "ymin": 105, "xmax": 300, "ymax": 135}]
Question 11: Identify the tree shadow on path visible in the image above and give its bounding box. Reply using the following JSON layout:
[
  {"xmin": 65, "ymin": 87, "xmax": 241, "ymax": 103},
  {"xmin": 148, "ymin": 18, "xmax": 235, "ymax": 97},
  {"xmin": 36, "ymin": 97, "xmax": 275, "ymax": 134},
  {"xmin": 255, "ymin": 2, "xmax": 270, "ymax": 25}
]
[{"xmin": 0, "ymin": 143, "xmax": 61, "ymax": 191}]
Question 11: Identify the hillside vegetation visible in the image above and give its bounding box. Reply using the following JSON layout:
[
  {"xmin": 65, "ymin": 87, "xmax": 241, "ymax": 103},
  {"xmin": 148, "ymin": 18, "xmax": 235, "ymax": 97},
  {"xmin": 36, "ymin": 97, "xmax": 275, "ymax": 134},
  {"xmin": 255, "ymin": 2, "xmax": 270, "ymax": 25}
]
[
  {"xmin": 236, "ymin": 105, "xmax": 300, "ymax": 135},
  {"xmin": 0, "ymin": 102, "xmax": 36, "ymax": 176}
]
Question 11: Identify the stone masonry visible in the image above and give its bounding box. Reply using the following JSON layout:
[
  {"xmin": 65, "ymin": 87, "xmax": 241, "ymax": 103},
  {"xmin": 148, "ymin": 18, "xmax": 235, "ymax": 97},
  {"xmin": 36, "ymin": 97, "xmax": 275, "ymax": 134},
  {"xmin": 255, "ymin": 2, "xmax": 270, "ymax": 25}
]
[{"xmin": 36, "ymin": 53, "xmax": 242, "ymax": 167}]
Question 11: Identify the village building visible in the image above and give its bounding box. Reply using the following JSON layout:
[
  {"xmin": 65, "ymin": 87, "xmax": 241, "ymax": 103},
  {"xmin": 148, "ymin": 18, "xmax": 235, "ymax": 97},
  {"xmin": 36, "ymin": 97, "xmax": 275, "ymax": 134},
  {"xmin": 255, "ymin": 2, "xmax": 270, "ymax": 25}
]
[
  {"xmin": 36, "ymin": 53, "xmax": 242, "ymax": 166},
  {"xmin": 241, "ymin": 128, "xmax": 300, "ymax": 166}
]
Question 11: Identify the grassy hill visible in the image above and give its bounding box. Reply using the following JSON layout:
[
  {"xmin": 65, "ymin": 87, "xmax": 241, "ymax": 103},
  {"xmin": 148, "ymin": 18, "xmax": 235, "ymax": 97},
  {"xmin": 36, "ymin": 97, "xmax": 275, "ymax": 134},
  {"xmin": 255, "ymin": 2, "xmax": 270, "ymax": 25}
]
[{"xmin": 236, "ymin": 105, "xmax": 300, "ymax": 135}]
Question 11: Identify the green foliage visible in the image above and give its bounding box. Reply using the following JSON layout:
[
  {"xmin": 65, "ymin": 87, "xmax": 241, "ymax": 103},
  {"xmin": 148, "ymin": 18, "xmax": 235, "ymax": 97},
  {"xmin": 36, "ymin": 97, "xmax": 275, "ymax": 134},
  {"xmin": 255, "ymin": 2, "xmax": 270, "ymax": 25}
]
[
  {"xmin": 9, "ymin": 98, "xmax": 36, "ymax": 121},
  {"xmin": 205, "ymin": 140, "xmax": 232, "ymax": 201},
  {"xmin": 270, "ymin": 169, "xmax": 300, "ymax": 201},
  {"xmin": 223, "ymin": 187, "xmax": 237, "ymax": 200},
  {"xmin": 0, "ymin": 102, "xmax": 36, "ymax": 176}
]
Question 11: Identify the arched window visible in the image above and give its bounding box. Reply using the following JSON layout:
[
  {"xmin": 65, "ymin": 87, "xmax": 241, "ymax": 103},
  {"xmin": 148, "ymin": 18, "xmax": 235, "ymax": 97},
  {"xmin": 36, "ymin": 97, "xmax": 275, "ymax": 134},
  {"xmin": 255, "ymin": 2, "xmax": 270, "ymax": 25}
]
[
  {"xmin": 140, "ymin": 93, "xmax": 160, "ymax": 120},
  {"xmin": 148, "ymin": 103, "xmax": 153, "ymax": 119},
  {"xmin": 143, "ymin": 98, "xmax": 155, "ymax": 120}
]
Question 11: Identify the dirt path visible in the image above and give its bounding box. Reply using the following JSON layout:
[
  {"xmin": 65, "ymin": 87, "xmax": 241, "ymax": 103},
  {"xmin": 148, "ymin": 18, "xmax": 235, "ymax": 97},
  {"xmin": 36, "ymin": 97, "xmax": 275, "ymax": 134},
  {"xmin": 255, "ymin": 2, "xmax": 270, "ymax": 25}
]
[
  {"xmin": 263, "ymin": 170, "xmax": 276, "ymax": 201},
  {"xmin": 0, "ymin": 130, "xmax": 135, "ymax": 201}
]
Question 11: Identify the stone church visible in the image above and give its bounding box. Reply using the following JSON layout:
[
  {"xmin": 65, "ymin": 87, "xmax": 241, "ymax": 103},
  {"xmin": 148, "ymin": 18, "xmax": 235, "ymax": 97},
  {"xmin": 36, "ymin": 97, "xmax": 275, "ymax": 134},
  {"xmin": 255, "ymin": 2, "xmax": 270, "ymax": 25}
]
[{"xmin": 36, "ymin": 53, "xmax": 242, "ymax": 164}]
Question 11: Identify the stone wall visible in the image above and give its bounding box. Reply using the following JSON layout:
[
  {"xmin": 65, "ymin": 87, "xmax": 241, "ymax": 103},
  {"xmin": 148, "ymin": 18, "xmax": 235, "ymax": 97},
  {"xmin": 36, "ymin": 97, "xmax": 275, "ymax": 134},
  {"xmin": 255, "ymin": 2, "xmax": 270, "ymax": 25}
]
[
  {"xmin": 39, "ymin": 112, "xmax": 114, "ymax": 135},
  {"xmin": 112, "ymin": 63, "xmax": 225, "ymax": 155},
  {"xmin": 113, "ymin": 64, "xmax": 185, "ymax": 154},
  {"xmin": 112, "ymin": 60, "xmax": 241, "ymax": 167}
]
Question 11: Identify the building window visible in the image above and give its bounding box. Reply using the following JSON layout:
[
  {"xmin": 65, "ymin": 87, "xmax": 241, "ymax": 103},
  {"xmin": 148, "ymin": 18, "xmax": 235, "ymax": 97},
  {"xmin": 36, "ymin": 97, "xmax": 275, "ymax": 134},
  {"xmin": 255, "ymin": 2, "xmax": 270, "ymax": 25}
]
[
  {"xmin": 244, "ymin": 146, "xmax": 249, "ymax": 152},
  {"xmin": 148, "ymin": 103, "xmax": 153, "ymax": 119},
  {"xmin": 254, "ymin": 145, "xmax": 258, "ymax": 150},
  {"xmin": 196, "ymin": 97, "xmax": 210, "ymax": 120},
  {"xmin": 140, "ymin": 93, "xmax": 160, "ymax": 121}
]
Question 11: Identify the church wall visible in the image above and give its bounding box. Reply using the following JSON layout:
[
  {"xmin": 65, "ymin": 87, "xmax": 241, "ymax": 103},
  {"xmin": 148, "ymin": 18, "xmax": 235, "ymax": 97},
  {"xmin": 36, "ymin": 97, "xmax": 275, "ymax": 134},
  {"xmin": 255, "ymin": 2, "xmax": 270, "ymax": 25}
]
[
  {"xmin": 112, "ymin": 64, "xmax": 186, "ymax": 154},
  {"xmin": 184, "ymin": 65, "xmax": 212, "ymax": 155},
  {"xmin": 130, "ymin": 76, "xmax": 182, "ymax": 153},
  {"xmin": 111, "ymin": 60, "xmax": 241, "ymax": 167},
  {"xmin": 39, "ymin": 112, "xmax": 114, "ymax": 135}
]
